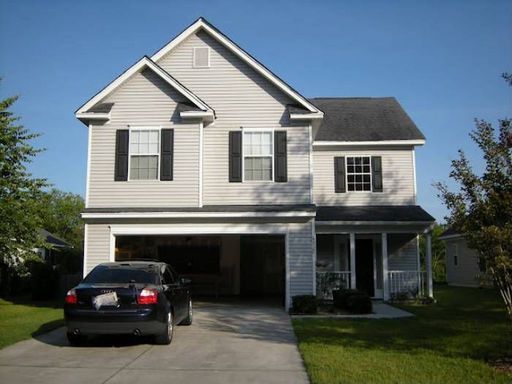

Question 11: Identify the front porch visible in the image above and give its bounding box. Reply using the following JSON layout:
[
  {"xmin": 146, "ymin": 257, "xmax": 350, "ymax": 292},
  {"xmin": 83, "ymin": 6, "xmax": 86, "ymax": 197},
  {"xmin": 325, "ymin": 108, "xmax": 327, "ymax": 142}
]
[{"xmin": 315, "ymin": 206, "xmax": 435, "ymax": 301}]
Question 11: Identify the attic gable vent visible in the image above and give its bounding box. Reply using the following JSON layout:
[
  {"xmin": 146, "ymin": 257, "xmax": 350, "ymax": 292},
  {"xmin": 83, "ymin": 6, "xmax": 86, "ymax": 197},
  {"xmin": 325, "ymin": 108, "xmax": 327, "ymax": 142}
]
[{"xmin": 193, "ymin": 47, "xmax": 210, "ymax": 68}]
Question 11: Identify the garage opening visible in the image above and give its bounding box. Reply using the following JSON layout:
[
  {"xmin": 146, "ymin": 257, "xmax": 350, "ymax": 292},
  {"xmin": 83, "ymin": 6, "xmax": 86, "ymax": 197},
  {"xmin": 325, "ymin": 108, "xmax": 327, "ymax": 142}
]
[{"xmin": 115, "ymin": 234, "xmax": 285, "ymax": 304}]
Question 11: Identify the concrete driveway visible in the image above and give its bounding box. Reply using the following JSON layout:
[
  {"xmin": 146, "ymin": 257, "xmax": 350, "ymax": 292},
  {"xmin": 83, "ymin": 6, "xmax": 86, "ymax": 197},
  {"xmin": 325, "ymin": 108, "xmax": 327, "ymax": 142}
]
[{"xmin": 0, "ymin": 300, "xmax": 309, "ymax": 384}]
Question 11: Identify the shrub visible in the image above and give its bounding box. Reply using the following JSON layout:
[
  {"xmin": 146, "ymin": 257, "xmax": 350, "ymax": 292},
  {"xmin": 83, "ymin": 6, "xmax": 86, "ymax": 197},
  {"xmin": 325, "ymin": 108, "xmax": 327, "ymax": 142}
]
[
  {"xmin": 292, "ymin": 295, "xmax": 317, "ymax": 314},
  {"xmin": 26, "ymin": 258, "xmax": 59, "ymax": 300},
  {"xmin": 346, "ymin": 292, "xmax": 372, "ymax": 314},
  {"xmin": 332, "ymin": 289, "xmax": 360, "ymax": 309}
]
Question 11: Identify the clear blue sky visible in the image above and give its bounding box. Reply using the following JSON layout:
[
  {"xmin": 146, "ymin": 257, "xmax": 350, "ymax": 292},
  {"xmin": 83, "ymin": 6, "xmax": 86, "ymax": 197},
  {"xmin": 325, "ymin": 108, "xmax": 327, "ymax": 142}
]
[{"xmin": 1, "ymin": 0, "xmax": 510, "ymax": 222}]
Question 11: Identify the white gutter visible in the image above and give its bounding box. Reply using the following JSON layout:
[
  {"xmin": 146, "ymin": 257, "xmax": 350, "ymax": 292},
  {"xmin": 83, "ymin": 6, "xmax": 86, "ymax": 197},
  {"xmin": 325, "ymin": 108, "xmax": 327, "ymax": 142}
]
[
  {"xmin": 82, "ymin": 211, "xmax": 316, "ymax": 219},
  {"xmin": 313, "ymin": 140, "xmax": 426, "ymax": 147}
]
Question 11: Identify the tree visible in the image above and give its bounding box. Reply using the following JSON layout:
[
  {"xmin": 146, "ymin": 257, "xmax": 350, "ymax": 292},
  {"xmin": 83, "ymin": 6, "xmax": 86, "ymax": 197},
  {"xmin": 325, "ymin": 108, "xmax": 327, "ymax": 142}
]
[
  {"xmin": 419, "ymin": 224, "xmax": 446, "ymax": 282},
  {"xmin": 0, "ymin": 93, "xmax": 48, "ymax": 294},
  {"xmin": 38, "ymin": 189, "xmax": 85, "ymax": 249},
  {"xmin": 435, "ymin": 74, "xmax": 512, "ymax": 319}
]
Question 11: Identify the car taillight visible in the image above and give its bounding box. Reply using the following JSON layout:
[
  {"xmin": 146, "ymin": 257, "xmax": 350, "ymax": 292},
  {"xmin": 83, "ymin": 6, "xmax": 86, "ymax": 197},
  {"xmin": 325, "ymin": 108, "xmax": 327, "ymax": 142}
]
[
  {"xmin": 137, "ymin": 288, "xmax": 158, "ymax": 305},
  {"xmin": 65, "ymin": 289, "xmax": 77, "ymax": 304}
]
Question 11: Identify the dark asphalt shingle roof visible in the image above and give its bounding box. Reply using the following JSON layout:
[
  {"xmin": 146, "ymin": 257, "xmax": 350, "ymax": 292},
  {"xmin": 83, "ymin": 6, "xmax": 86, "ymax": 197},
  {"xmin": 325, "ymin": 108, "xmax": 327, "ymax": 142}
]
[
  {"xmin": 88, "ymin": 103, "xmax": 114, "ymax": 113},
  {"xmin": 439, "ymin": 228, "xmax": 462, "ymax": 239},
  {"xmin": 176, "ymin": 102, "xmax": 203, "ymax": 113},
  {"xmin": 316, "ymin": 205, "xmax": 435, "ymax": 222},
  {"xmin": 38, "ymin": 229, "xmax": 72, "ymax": 248},
  {"xmin": 307, "ymin": 97, "xmax": 425, "ymax": 142}
]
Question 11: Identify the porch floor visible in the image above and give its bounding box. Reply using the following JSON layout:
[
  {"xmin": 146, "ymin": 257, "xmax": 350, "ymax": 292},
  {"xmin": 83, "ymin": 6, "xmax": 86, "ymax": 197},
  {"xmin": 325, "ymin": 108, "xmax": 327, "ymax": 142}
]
[{"xmin": 292, "ymin": 301, "xmax": 414, "ymax": 319}]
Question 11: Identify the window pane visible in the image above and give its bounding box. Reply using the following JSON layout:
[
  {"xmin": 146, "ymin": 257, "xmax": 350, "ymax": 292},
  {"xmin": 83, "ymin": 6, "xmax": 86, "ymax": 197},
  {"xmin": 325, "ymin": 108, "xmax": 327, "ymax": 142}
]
[
  {"xmin": 130, "ymin": 155, "xmax": 158, "ymax": 180},
  {"xmin": 244, "ymin": 156, "xmax": 272, "ymax": 180},
  {"xmin": 130, "ymin": 130, "xmax": 159, "ymax": 155}
]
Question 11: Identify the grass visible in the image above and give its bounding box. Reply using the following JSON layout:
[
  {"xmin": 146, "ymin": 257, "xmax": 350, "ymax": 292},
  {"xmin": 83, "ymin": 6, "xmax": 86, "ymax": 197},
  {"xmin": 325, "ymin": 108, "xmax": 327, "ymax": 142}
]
[
  {"xmin": 293, "ymin": 285, "xmax": 512, "ymax": 384},
  {"xmin": 0, "ymin": 297, "xmax": 64, "ymax": 349}
]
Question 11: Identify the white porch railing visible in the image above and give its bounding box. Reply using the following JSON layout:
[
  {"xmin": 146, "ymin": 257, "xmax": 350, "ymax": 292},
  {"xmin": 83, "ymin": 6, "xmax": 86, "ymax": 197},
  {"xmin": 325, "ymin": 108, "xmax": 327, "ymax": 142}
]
[
  {"xmin": 316, "ymin": 271, "xmax": 351, "ymax": 299},
  {"xmin": 389, "ymin": 271, "xmax": 427, "ymax": 299}
]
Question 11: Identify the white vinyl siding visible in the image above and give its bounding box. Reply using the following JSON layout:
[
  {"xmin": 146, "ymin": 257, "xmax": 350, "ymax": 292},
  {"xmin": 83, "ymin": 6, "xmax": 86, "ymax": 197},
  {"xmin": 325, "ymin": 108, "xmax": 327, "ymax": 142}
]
[
  {"xmin": 445, "ymin": 238, "xmax": 481, "ymax": 287},
  {"xmin": 84, "ymin": 223, "xmax": 111, "ymax": 275},
  {"xmin": 313, "ymin": 147, "xmax": 415, "ymax": 205},
  {"xmin": 155, "ymin": 30, "xmax": 311, "ymax": 205},
  {"xmin": 87, "ymin": 69, "xmax": 200, "ymax": 208},
  {"xmin": 388, "ymin": 234, "xmax": 418, "ymax": 271}
]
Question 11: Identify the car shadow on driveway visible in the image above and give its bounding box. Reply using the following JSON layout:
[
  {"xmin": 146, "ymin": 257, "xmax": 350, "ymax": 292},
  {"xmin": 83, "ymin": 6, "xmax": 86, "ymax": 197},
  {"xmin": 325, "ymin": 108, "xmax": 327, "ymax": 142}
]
[{"xmin": 32, "ymin": 325, "xmax": 156, "ymax": 348}]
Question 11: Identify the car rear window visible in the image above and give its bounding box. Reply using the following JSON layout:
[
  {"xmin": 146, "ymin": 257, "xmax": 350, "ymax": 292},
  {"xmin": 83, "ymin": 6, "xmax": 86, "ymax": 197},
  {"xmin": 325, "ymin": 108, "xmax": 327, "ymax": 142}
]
[{"xmin": 83, "ymin": 266, "xmax": 159, "ymax": 284}]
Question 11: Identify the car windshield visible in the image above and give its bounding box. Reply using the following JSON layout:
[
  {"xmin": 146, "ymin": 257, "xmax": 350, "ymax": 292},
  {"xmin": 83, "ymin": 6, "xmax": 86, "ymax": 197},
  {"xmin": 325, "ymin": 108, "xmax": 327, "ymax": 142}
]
[{"xmin": 83, "ymin": 266, "xmax": 158, "ymax": 284}]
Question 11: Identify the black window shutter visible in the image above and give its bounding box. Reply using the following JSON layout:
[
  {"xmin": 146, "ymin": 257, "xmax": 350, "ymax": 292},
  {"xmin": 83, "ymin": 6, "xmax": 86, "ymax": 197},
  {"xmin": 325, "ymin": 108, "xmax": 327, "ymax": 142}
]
[
  {"xmin": 160, "ymin": 129, "xmax": 174, "ymax": 181},
  {"xmin": 372, "ymin": 156, "xmax": 383, "ymax": 192},
  {"xmin": 274, "ymin": 131, "xmax": 287, "ymax": 182},
  {"xmin": 114, "ymin": 129, "xmax": 129, "ymax": 181},
  {"xmin": 229, "ymin": 131, "xmax": 242, "ymax": 182},
  {"xmin": 334, "ymin": 157, "xmax": 346, "ymax": 193}
]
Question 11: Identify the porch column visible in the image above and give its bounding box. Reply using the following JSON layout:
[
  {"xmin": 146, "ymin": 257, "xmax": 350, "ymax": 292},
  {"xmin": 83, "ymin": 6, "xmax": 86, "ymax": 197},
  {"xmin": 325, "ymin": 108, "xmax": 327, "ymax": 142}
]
[
  {"xmin": 382, "ymin": 233, "xmax": 389, "ymax": 300},
  {"xmin": 349, "ymin": 233, "xmax": 356, "ymax": 289},
  {"xmin": 426, "ymin": 232, "xmax": 434, "ymax": 298}
]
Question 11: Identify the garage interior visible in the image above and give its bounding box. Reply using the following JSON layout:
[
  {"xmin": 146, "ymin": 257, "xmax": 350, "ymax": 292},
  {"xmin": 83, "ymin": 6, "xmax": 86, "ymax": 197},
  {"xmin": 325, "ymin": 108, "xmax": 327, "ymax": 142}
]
[{"xmin": 115, "ymin": 235, "xmax": 286, "ymax": 302}]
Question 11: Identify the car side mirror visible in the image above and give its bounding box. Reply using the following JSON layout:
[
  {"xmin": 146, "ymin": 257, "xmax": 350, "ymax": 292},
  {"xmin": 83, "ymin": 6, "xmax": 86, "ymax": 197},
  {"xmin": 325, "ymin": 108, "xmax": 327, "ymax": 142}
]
[{"xmin": 181, "ymin": 278, "xmax": 191, "ymax": 285}]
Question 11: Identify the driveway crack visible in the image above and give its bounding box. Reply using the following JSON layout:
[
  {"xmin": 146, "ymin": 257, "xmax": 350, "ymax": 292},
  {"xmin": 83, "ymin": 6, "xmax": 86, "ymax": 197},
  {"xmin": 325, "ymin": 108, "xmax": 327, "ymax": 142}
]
[{"xmin": 101, "ymin": 344, "xmax": 154, "ymax": 384}]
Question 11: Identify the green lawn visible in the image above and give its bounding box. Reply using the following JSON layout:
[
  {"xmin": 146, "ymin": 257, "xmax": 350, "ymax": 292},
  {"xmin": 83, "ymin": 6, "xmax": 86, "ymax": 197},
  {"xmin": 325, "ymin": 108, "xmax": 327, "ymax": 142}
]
[
  {"xmin": 293, "ymin": 285, "xmax": 512, "ymax": 384},
  {"xmin": 0, "ymin": 297, "xmax": 64, "ymax": 349}
]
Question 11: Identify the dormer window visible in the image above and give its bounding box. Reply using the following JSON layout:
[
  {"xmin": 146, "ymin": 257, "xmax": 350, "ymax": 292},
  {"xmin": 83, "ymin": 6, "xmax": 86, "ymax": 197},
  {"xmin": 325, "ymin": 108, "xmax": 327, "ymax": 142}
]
[{"xmin": 193, "ymin": 47, "xmax": 210, "ymax": 68}]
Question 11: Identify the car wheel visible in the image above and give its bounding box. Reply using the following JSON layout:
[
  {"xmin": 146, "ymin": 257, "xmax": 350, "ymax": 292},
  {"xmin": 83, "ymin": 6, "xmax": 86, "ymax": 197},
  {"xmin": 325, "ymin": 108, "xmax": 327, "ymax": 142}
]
[
  {"xmin": 180, "ymin": 299, "xmax": 193, "ymax": 326},
  {"xmin": 155, "ymin": 310, "xmax": 173, "ymax": 345},
  {"xmin": 66, "ymin": 332, "xmax": 87, "ymax": 346}
]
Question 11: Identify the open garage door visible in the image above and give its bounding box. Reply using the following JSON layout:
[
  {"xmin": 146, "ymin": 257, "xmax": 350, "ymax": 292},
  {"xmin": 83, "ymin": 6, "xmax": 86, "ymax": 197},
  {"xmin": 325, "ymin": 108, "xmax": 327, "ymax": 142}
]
[{"xmin": 115, "ymin": 234, "xmax": 285, "ymax": 305}]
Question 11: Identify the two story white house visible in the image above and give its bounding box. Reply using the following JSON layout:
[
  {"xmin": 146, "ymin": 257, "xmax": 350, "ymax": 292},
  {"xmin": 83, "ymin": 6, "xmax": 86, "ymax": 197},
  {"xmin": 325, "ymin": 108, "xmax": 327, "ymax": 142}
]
[{"xmin": 76, "ymin": 18, "xmax": 435, "ymax": 309}]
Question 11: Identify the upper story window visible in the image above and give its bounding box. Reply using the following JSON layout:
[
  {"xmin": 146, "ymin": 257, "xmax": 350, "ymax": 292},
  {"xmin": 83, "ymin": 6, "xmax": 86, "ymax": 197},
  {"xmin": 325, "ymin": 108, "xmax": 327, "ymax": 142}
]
[
  {"xmin": 346, "ymin": 156, "xmax": 371, "ymax": 191},
  {"xmin": 193, "ymin": 47, "xmax": 210, "ymax": 68},
  {"xmin": 129, "ymin": 129, "xmax": 159, "ymax": 180},
  {"xmin": 243, "ymin": 131, "xmax": 273, "ymax": 181}
]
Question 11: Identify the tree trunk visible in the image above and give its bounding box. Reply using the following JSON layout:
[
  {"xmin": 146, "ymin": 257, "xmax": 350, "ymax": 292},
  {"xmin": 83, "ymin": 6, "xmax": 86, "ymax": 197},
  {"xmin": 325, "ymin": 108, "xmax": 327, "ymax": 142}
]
[{"xmin": 491, "ymin": 267, "xmax": 512, "ymax": 320}]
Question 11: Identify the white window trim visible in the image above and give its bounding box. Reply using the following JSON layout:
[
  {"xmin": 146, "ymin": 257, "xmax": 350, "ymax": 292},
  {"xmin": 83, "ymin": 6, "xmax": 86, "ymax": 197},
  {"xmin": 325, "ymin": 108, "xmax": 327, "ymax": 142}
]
[
  {"xmin": 345, "ymin": 155, "xmax": 372, "ymax": 193},
  {"xmin": 193, "ymin": 47, "xmax": 210, "ymax": 68},
  {"xmin": 453, "ymin": 243, "xmax": 459, "ymax": 267},
  {"xmin": 242, "ymin": 128, "xmax": 275, "ymax": 183},
  {"xmin": 128, "ymin": 126, "xmax": 162, "ymax": 182}
]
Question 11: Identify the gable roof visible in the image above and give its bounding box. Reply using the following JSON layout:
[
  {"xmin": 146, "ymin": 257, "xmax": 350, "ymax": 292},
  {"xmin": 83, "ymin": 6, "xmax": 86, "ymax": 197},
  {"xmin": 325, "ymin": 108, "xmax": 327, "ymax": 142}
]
[
  {"xmin": 309, "ymin": 97, "xmax": 425, "ymax": 144},
  {"xmin": 75, "ymin": 56, "xmax": 214, "ymax": 119},
  {"xmin": 38, "ymin": 229, "xmax": 72, "ymax": 248},
  {"xmin": 439, "ymin": 227, "xmax": 464, "ymax": 240},
  {"xmin": 151, "ymin": 17, "xmax": 323, "ymax": 116}
]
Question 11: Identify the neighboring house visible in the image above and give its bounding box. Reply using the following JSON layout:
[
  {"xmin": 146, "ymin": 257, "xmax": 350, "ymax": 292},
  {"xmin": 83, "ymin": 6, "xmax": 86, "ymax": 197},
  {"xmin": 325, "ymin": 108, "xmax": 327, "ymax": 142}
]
[
  {"xmin": 439, "ymin": 228, "xmax": 484, "ymax": 287},
  {"xmin": 76, "ymin": 17, "xmax": 435, "ymax": 308},
  {"xmin": 35, "ymin": 229, "xmax": 72, "ymax": 265}
]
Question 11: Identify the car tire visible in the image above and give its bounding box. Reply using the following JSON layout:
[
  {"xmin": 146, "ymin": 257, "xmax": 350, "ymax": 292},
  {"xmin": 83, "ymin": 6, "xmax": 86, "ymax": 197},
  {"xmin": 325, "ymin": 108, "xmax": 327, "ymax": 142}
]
[
  {"xmin": 66, "ymin": 332, "xmax": 87, "ymax": 346},
  {"xmin": 155, "ymin": 310, "xmax": 173, "ymax": 345},
  {"xmin": 180, "ymin": 299, "xmax": 193, "ymax": 326}
]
